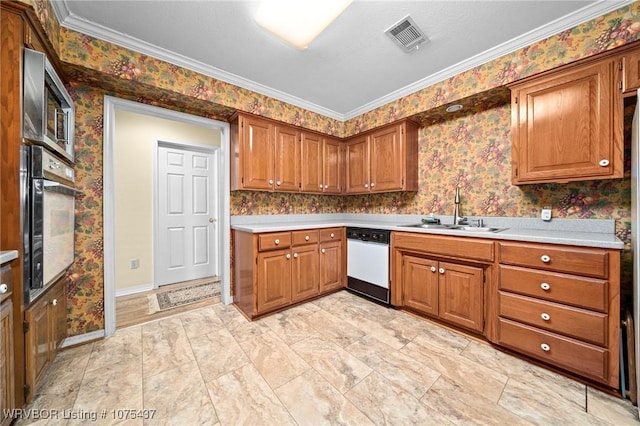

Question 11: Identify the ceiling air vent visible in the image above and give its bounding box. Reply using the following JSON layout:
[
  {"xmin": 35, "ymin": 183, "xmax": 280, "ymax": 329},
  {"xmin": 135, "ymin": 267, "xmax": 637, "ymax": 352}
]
[{"xmin": 385, "ymin": 15, "xmax": 428, "ymax": 52}]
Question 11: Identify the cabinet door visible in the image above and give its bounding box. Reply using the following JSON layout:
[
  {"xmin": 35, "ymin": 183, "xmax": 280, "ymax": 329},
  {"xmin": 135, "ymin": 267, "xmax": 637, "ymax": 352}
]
[
  {"xmin": 257, "ymin": 249, "xmax": 292, "ymax": 313},
  {"xmin": 319, "ymin": 240, "xmax": 343, "ymax": 293},
  {"xmin": 402, "ymin": 255, "xmax": 439, "ymax": 316},
  {"xmin": 242, "ymin": 116, "xmax": 274, "ymax": 190},
  {"xmin": 623, "ymin": 50, "xmax": 640, "ymax": 94},
  {"xmin": 291, "ymin": 244, "xmax": 319, "ymax": 302},
  {"xmin": 24, "ymin": 297, "xmax": 51, "ymax": 393},
  {"xmin": 300, "ymin": 132, "xmax": 323, "ymax": 193},
  {"xmin": 345, "ymin": 135, "xmax": 370, "ymax": 193},
  {"xmin": 274, "ymin": 125, "xmax": 300, "ymax": 192},
  {"xmin": 49, "ymin": 281, "xmax": 67, "ymax": 352},
  {"xmin": 511, "ymin": 60, "xmax": 619, "ymax": 183},
  {"xmin": 370, "ymin": 124, "xmax": 403, "ymax": 192},
  {"xmin": 438, "ymin": 262, "xmax": 484, "ymax": 332},
  {"xmin": 0, "ymin": 300, "xmax": 13, "ymax": 426},
  {"xmin": 323, "ymin": 138, "xmax": 342, "ymax": 194}
]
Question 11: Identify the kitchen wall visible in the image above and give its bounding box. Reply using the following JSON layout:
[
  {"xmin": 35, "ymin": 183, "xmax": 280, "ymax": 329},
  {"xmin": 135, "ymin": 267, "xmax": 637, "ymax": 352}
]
[
  {"xmin": 113, "ymin": 110, "xmax": 221, "ymax": 294},
  {"xmin": 22, "ymin": 0, "xmax": 640, "ymax": 336}
]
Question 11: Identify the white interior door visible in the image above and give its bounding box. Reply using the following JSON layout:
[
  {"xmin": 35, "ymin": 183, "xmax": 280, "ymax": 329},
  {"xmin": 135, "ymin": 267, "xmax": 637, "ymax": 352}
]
[{"xmin": 156, "ymin": 144, "xmax": 218, "ymax": 286}]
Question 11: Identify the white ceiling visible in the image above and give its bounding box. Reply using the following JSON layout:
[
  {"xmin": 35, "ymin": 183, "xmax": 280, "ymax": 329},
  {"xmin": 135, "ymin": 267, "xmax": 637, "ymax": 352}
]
[{"xmin": 52, "ymin": 0, "xmax": 633, "ymax": 121}]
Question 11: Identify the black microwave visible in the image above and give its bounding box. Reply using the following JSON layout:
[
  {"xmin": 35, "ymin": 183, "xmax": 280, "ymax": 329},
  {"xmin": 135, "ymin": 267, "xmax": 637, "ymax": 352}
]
[{"xmin": 22, "ymin": 48, "xmax": 75, "ymax": 164}]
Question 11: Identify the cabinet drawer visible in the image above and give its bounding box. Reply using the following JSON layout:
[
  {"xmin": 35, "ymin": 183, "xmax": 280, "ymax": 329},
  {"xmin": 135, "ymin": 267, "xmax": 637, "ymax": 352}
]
[
  {"xmin": 320, "ymin": 227, "xmax": 342, "ymax": 243},
  {"xmin": 498, "ymin": 242, "xmax": 608, "ymax": 278},
  {"xmin": 499, "ymin": 265, "xmax": 608, "ymax": 312},
  {"xmin": 497, "ymin": 318, "xmax": 607, "ymax": 383},
  {"xmin": 292, "ymin": 230, "xmax": 319, "ymax": 246},
  {"xmin": 0, "ymin": 265, "xmax": 13, "ymax": 304},
  {"xmin": 499, "ymin": 292, "xmax": 607, "ymax": 346},
  {"xmin": 258, "ymin": 232, "xmax": 291, "ymax": 251},
  {"xmin": 393, "ymin": 232, "xmax": 494, "ymax": 262}
]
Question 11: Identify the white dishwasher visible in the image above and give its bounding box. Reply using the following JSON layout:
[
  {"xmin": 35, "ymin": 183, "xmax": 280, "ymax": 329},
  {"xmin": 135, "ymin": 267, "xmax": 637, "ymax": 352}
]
[{"xmin": 346, "ymin": 227, "xmax": 391, "ymax": 304}]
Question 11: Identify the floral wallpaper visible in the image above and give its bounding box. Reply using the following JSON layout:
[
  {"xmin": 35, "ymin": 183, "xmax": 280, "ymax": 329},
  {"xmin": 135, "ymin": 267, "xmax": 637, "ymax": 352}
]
[{"xmin": 21, "ymin": 0, "xmax": 640, "ymax": 336}]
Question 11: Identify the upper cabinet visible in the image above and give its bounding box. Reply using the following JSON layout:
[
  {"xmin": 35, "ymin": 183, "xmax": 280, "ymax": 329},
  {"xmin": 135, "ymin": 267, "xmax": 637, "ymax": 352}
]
[
  {"xmin": 345, "ymin": 119, "xmax": 419, "ymax": 194},
  {"xmin": 509, "ymin": 57, "xmax": 623, "ymax": 184},
  {"xmin": 300, "ymin": 133, "xmax": 343, "ymax": 194},
  {"xmin": 622, "ymin": 48, "xmax": 640, "ymax": 94}
]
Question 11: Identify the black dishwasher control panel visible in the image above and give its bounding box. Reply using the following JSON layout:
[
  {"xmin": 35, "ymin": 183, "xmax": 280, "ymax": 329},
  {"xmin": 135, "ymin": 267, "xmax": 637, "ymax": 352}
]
[{"xmin": 346, "ymin": 227, "xmax": 390, "ymax": 244}]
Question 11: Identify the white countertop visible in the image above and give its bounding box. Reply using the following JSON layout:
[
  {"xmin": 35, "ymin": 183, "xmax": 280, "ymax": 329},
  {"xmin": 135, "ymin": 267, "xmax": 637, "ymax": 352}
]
[
  {"xmin": 0, "ymin": 250, "xmax": 18, "ymax": 264},
  {"xmin": 230, "ymin": 214, "xmax": 624, "ymax": 249}
]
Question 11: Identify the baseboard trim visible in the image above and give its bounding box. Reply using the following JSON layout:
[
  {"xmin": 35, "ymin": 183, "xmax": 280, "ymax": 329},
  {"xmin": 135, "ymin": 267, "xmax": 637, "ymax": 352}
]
[
  {"xmin": 61, "ymin": 329, "xmax": 105, "ymax": 348},
  {"xmin": 115, "ymin": 283, "xmax": 154, "ymax": 297}
]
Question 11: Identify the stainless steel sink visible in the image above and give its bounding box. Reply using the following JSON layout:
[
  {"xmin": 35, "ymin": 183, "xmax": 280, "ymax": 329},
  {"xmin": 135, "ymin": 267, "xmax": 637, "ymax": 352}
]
[{"xmin": 400, "ymin": 223, "xmax": 506, "ymax": 233}]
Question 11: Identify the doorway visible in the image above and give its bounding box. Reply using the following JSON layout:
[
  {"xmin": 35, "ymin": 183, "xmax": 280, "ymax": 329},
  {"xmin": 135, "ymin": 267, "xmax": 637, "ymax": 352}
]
[{"xmin": 103, "ymin": 96, "xmax": 231, "ymax": 338}]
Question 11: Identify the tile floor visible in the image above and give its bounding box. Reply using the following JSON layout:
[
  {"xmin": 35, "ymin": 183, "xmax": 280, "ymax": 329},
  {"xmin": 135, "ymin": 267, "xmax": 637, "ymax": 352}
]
[{"xmin": 16, "ymin": 291, "xmax": 640, "ymax": 425}]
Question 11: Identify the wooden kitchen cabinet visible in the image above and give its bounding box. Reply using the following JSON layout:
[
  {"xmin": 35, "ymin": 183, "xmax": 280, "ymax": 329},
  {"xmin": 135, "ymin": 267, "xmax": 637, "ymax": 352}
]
[
  {"xmin": 0, "ymin": 264, "xmax": 14, "ymax": 426},
  {"xmin": 621, "ymin": 45, "xmax": 640, "ymax": 94},
  {"xmin": 509, "ymin": 57, "xmax": 623, "ymax": 184},
  {"xmin": 495, "ymin": 241, "xmax": 619, "ymax": 388},
  {"xmin": 234, "ymin": 227, "xmax": 345, "ymax": 319},
  {"xmin": 319, "ymin": 228, "xmax": 346, "ymax": 293},
  {"xmin": 345, "ymin": 119, "xmax": 419, "ymax": 194},
  {"xmin": 24, "ymin": 277, "xmax": 67, "ymax": 400},
  {"xmin": 301, "ymin": 134, "xmax": 343, "ymax": 194},
  {"xmin": 274, "ymin": 124, "xmax": 300, "ymax": 191},
  {"xmin": 392, "ymin": 232, "xmax": 491, "ymax": 334}
]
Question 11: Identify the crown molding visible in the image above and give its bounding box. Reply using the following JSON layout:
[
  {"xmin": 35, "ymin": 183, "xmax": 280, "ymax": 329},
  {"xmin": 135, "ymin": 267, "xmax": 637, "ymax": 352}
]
[{"xmin": 53, "ymin": 0, "xmax": 633, "ymax": 123}]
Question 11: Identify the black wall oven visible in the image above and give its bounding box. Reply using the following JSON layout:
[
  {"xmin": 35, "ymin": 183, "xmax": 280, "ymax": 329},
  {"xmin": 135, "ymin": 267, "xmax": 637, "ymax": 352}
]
[{"xmin": 22, "ymin": 145, "xmax": 76, "ymax": 304}]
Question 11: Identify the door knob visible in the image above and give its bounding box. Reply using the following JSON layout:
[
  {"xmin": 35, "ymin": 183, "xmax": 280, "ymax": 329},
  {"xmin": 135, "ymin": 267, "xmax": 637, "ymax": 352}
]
[
  {"xmin": 209, "ymin": 218, "xmax": 215, "ymax": 223},
  {"xmin": 430, "ymin": 266, "xmax": 436, "ymax": 272}
]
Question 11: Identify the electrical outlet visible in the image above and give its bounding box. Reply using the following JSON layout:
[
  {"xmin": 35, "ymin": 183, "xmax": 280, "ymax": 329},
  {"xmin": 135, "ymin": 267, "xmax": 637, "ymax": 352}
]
[
  {"xmin": 541, "ymin": 206, "xmax": 552, "ymax": 221},
  {"xmin": 130, "ymin": 259, "xmax": 139, "ymax": 269}
]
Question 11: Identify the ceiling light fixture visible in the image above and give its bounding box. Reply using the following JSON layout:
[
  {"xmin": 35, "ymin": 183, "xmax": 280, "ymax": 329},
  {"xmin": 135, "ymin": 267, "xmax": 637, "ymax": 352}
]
[
  {"xmin": 446, "ymin": 104, "xmax": 463, "ymax": 113},
  {"xmin": 255, "ymin": 0, "xmax": 352, "ymax": 50}
]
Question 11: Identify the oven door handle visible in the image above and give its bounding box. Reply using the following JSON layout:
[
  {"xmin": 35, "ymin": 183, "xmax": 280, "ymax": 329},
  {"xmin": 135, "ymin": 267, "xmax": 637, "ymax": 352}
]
[{"xmin": 42, "ymin": 180, "xmax": 78, "ymax": 196}]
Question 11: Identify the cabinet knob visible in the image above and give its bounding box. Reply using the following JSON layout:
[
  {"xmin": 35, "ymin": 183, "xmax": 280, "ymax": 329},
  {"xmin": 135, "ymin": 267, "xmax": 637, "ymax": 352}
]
[
  {"xmin": 330, "ymin": 233, "xmax": 335, "ymax": 238},
  {"xmin": 370, "ymin": 182, "xmax": 375, "ymax": 188},
  {"xmin": 319, "ymin": 184, "xmax": 323, "ymax": 189},
  {"xmin": 430, "ymin": 266, "xmax": 437, "ymax": 272},
  {"xmin": 321, "ymin": 248, "xmax": 326, "ymax": 254},
  {"xmin": 286, "ymin": 253, "xmax": 291, "ymax": 259},
  {"xmin": 599, "ymin": 159, "xmax": 610, "ymax": 167},
  {"xmin": 276, "ymin": 180, "xmax": 281, "ymax": 186},
  {"xmin": 269, "ymin": 179, "xmax": 274, "ymax": 185},
  {"xmin": 541, "ymin": 313, "xmax": 551, "ymax": 321},
  {"xmin": 540, "ymin": 255, "xmax": 550, "ymax": 263},
  {"xmin": 293, "ymin": 253, "xmax": 298, "ymax": 258},
  {"xmin": 324, "ymin": 184, "xmax": 328, "ymax": 189},
  {"xmin": 274, "ymin": 239, "xmax": 280, "ymax": 245},
  {"xmin": 0, "ymin": 284, "xmax": 7, "ymax": 294},
  {"xmin": 438, "ymin": 268, "xmax": 445, "ymax": 274},
  {"xmin": 51, "ymin": 299, "xmax": 58, "ymax": 306},
  {"xmin": 540, "ymin": 282, "xmax": 551, "ymax": 291},
  {"xmin": 364, "ymin": 184, "xmax": 369, "ymax": 188},
  {"xmin": 540, "ymin": 343, "xmax": 551, "ymax": 352},
  {"xmin": 305, "ymin": 235, "xmax": 310, "ymax": 241}
]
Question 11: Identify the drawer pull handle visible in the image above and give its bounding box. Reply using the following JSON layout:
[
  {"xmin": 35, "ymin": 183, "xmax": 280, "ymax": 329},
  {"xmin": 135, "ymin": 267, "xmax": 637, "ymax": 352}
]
[
  {"xmin": 540, "ymin": 282, "xmax": 550, "ymax": 291},
  {"xmin": 541, "ymin": 313, "xmax": 551, "ymax": 321},
  {"xmin": 305, "ymin": 235, "xmax": 310, "ymax": 241},
  {"xmin": 540, "ymin": 255, "xmax": 550, "ymax": 263},
  {"xmin": 430, "ymin": 266, "xmax": 437, "ymax": 272},
  {"xmin": 0, "ymin": 284, "xmax": 7, "ymax": 294},
  {"xmin": 540, "ymin": 343, "xmax": 550, "ymax": 352},
  {"xmin": 286, "ymin": 254, "xmax": 291, "ymax": 259},
  {"xmin": 321, "ymin": 249, "xmax": 326, "ymax": 254},
  {"xmin": 274, "ymin": 239, "xmax": 280, "ymax": 245},
  {"xmin": 438, "ymin": 268, "xmax": 445, "ymax": 274},
  {"xmin": 330, "ymin": 233, "xmax": 335, "ymax": 238}
]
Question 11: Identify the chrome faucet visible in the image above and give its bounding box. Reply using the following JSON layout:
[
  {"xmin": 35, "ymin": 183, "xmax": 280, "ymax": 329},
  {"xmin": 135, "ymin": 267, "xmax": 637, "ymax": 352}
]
[{"xmin": 452, "ymin": 186, "xmax": 467, "ymax": 226}]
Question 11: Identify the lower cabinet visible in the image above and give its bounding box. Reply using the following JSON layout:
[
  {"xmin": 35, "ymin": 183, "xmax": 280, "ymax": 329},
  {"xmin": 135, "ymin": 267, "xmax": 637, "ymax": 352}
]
[
  {"xmin": 234, "ymin": 227, "xmax": 345, "ymax": 319},
  {"xmin": 401, "ymin": 254, "xmax": 485, "ymax": 333},
  {"xmin": 24, "ymin": 277, "xmax": 66, "ymax": 401},
  {"xmin": 0, "ymin": 264, "xmax": 14, "ymax": 426}
]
